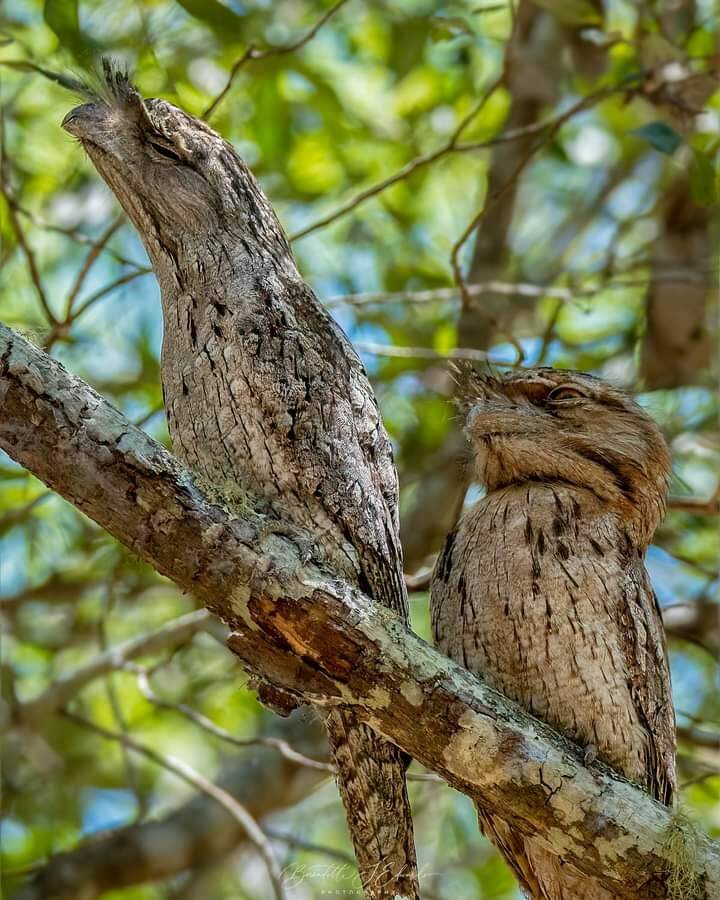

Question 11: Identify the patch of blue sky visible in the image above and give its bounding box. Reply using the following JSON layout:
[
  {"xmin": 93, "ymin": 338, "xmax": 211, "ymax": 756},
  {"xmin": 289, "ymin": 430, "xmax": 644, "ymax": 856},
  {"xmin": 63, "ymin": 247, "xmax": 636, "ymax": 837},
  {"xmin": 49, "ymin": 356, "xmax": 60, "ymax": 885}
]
[
  {"xmin": 0, "ymin": 450, "xmax": 26, "ymax": 476},
  {"xmin": 647, "ymin": 545, "xmax": 709, "ymax": 608},
  {"xmin": 0, "ymin": 817, "xmax": 31, "ymax": 854},
  {"xmin": 392, "ymin": 373, "xmax": 425, "ymax": 398},
  {"xmin": 464, "ymin": 483, "xmax": 485, "ymax": 508},
  {"xmin": 82, "ymin": 788, "xmax": 139, "ymax": 836},
  {"xmin": 671, "ymin": 651, "xmax": 710, "ymax": 718},
  {"xmin": 488, "ymin": 336, "xmax": 543, "ymax": 366},
  {"xmin": 568, "ymin": 217, "xmax": 618, "ymax": 269},
  {"xmin": 354, "ymin": 321, "xmax": 392, "ymax": 375},
  {"xmin": 0, "ymin": 528, "xmax": 29, "ymax": 596},
  {"xmin": 607, "ymin": 159, "xmax": 662, "ymax": 220},
  {"xmin": 56, "ymin": 272, "xmax": 162, "ymax": 387}
]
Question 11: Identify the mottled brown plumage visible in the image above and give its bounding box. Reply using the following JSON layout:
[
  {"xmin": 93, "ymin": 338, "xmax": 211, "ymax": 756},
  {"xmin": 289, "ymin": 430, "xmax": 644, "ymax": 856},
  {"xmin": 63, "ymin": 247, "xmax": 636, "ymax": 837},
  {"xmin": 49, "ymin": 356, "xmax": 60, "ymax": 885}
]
[
  {"xmin": 431, "ymin": 366, "xmax": 676, "ymax": 899},
  {"xmin": 63, "ymin": 64, "xmax": 418, "ymax": 899}
]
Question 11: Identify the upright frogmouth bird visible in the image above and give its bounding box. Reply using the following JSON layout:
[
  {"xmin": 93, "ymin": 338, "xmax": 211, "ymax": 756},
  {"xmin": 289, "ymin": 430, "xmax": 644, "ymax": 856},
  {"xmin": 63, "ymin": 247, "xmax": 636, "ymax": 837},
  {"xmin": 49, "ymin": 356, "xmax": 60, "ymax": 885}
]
[
  {"xmin": 431, "ymin": 366, "xmax": 676, "ymax": 900},
  {"xmin": 63, "ymin": 64, "xmax": 418, "ymax": 900}
]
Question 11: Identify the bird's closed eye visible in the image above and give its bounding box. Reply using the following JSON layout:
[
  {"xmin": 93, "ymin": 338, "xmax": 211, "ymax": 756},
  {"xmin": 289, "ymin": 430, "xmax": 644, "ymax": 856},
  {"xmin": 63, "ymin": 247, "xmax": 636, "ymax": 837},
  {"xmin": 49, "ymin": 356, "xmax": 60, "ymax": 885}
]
[
  {"xmin": 147, "ymin": 139, "xmax": 182, "ymax": 163},
  {"xmin": 547, "ymin": 385, "xmax": 587, "ymax": 402}
]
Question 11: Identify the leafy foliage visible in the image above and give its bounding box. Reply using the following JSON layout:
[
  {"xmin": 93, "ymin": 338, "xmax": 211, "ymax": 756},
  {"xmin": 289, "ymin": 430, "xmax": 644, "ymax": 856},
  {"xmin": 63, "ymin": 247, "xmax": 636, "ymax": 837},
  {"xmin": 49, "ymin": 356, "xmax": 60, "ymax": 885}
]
[{"xmin": 1, "ymin": 1, "xmax": 718, "ymax": 898}]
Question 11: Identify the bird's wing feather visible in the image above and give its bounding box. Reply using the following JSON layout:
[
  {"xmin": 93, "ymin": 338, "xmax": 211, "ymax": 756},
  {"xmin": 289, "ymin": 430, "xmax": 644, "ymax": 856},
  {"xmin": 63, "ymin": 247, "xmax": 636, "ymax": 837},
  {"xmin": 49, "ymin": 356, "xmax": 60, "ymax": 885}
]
[{"xmin": 620, "ymin": 564, "xmax": 677, "ymax": 804}]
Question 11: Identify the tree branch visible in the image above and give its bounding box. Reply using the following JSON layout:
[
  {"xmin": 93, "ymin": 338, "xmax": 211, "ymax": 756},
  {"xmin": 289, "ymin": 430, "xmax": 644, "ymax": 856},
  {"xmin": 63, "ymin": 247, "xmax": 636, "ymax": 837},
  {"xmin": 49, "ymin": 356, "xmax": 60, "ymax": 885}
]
[
  {"xmin": 1, "ymin": 322, "xmax": 719, "ymax": 898},
  {"xmin": 61, "ymin": 711, "xmax": 288, "ymax": 900},
  {"xmin": 15, "ymin": 609, "xmax": 219, "ymax": 723},
  {"xmin": 12, "ymin": 709, "xmax": 330, "ymax": 900},
  {"xmin": 203, "ymin": 0, "xmax": 350, "ymax": 120}
]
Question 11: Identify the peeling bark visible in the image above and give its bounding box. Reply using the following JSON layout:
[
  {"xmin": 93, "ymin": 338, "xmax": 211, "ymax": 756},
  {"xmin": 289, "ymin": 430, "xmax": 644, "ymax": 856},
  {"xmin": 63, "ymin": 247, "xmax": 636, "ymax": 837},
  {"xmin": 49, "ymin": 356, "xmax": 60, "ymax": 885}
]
[{"xmin": 1, "ymin": 322, "xmax": 719, "ymax": 898}]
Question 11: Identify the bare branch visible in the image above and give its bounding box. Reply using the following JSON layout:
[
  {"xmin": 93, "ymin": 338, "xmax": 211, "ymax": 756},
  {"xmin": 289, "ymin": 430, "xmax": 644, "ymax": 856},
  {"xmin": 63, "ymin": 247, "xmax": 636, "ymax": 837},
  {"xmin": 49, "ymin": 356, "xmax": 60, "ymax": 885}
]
[
  {"xmin": 12, "ymin": 202, "xmax": 142, "ymax": 268},
  {"xmin": 291, "ymin": 87, "xmax": 614, "ymax": 242},
  {"xmin": 62, "ymin": 215, "xmax": 125, "ymax": 319},
  {"xmin": 663, "ymin": 599, "xmax": 720, "ymax": 659},
  {"xmin": 450, "ymin": 90, "xmax": 614, "ymax": 309},
  {"xmin": 325, "ymin": 280, "xmax": 578, "ymax": 309},
  {"xmin": 264, "ymin": 827, "xmax": 357, "ymax": 865},
  {"xmin": 203, "ymin": 0, "xmax": 350, "ymax": 120},
  {"xmin": 130, "ymin": 664, "xmax": 336, "ymax": 774},
  {"xmin": 16, "ymin": 609, "xmax": 218, "ymax": 722},
  {"xmin": 0, "ymin": 120, "xmax": 56, "ymax": 324},
  {"xmin": 668, "ymin": 488, "xmax": 720, "ymax": 515},
  {"xmin": 354, "ymin": 342, "xmax": 495, "ymax": 363},
  {"xmin": 62, "ymin": 710, "xmax": 287, "ymax": 900},
  {"xmin": 71, "ymin": 268, "xmax": 152, "ymax": 319},
  {"xmin": 12, "ymin": 710, "xmax": 330, "ymax": 900},
  {"xmin": 677, "ymin": 725, "xmax": 720, "ymax": 751}
]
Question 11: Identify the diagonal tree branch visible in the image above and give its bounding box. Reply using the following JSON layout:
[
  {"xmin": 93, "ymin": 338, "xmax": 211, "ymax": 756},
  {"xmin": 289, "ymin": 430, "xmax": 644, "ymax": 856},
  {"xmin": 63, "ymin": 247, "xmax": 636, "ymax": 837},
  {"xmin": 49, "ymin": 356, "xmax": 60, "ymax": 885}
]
[
  {"xmin": 15, "ymin": 609, "xmax": 219, "ymax": 722},
  {"xmin": 1, "ymin": 322, "xmax": 719, "ymax": 899}
]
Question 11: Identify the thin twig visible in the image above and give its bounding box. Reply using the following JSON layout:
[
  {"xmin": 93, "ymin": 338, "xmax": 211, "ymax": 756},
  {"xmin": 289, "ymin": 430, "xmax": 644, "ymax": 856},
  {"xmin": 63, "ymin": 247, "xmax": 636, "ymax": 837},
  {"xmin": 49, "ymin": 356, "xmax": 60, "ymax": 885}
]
[
  {"xmin": 354, "ymin": 342, "xmax": 498, "ymax": 363},
  {"xmin": 668, "ymin": 487, "xmax": 720, "ymax": 515},
  {"xmin": 70, "ymin": 268, "xmax": 152, "ymax": 318},
  {"xmin": 292, "ymin": 85, "xmax": 614, "ymax": 242},
  {"xmin": 326, "ymin": 280, "xmax": 579, "ymax": 308},
  {"xmin": 405, "ymin": 570, "xmax": 433, "ymax": 592},
  {"xmin": 19, "ymin": 610, "xmax": 217, "ymax": 721},
  {"xmin": 677, "ymin": 725, "xmax": 720, "ymax": 751},
  {"xmin": 13, "ymin": 202, "xmax": 143, "ymax": 267},
  {"xmin": 63, "ymin": 215, "xmax": 125, "ymax": 319},
  {"xmin": 204, "ymin": 0, "xmax": 351, "ymax": 120},
  {"xmin": 98, "ymin": 579, "xmax": 144, "ymax": 818},
  {"xmin": 450, "ymin": 89, "xmax": 616, "ymax": 309},
  {"xmin": 264, "ymin": 828, "xmax": 357, "ymax": 865},
  {"xmin": 130, "ymin": 664, "xmax": 336, "ymax": 774},
  {"xmin": 132, "ymin": 663, "xmax": 443, "ymax": 782},
  {"xmin": 680, "ymin": 769, "xmax": 720, "ymax": 790},
  {"xmin": 62, "ymin": 710, "xmax": 288, "ymax": 900},
  {"xmin": 0, "ymin": 113, "xmax": 56, "ymax": 324}
]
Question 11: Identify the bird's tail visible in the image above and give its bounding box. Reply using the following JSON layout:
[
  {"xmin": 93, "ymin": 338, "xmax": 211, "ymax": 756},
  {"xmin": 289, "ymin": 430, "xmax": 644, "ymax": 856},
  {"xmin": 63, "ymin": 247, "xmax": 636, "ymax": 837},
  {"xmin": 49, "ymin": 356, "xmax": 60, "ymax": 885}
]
[
  {"xmin": 325, "ymin": 708, "xmax": 419, "ymax": 899},
  {"xmin": 478, "ymin": 808, "xmax": 618, "ymax": 900}
]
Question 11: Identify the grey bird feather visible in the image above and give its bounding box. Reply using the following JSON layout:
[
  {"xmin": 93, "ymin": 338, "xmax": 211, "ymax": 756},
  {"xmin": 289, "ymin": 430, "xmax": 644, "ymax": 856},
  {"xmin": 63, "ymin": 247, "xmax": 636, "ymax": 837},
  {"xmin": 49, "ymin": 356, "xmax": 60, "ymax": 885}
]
[{"xmin": 62, "ymin": 62, "xmax": 418, "ymax": 900}]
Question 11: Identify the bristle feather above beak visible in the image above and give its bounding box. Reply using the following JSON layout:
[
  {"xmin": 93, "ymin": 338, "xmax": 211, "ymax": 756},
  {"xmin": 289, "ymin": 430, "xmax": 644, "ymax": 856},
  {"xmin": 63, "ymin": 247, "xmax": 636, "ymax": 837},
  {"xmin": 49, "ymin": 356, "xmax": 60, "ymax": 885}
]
[{"xmin": 450, "ymin": 361, "xmax": 500, "ymax": 414}]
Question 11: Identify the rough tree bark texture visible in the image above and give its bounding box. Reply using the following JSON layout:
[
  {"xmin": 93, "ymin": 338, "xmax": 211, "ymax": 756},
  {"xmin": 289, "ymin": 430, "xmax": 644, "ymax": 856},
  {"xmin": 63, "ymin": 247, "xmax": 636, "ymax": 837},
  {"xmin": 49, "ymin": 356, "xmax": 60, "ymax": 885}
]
[
  {"xmin": 2, "ymin": 324, "xmax": 719, "ymax": 899},
  {"xmin": 639, "ymin": 175, "xmax": 714, "ymax": 389}
]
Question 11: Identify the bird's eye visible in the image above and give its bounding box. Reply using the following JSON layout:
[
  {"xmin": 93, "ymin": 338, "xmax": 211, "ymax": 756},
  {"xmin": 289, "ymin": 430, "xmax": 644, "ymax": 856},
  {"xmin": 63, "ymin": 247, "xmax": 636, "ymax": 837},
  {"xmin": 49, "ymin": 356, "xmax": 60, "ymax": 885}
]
[
  {"xmin": 147, "ymin": 139, "xmax": 182, "ymax": 163},
  {"xmin": 547, "ymin": 385, "xmax": 586, "ymax": 402}
]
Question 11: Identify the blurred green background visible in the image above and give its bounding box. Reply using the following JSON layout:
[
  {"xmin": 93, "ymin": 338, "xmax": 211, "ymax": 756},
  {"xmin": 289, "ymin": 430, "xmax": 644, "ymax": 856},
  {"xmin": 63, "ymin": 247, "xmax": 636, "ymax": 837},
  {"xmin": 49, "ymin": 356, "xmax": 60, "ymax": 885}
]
[{"xmin": 0, "ymin": 0, "xmax": 718, "ymax": 898}]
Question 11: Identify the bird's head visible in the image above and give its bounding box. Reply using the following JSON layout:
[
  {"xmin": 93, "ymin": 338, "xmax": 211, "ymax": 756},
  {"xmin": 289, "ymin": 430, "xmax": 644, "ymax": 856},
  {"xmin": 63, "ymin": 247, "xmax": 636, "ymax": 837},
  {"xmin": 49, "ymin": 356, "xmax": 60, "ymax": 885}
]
[
  {"xmin": 457, "ymin": 366, "xmax": 670, "ymax": 546},
  {"xmin": 62, "ymin": 62, "xmax": 292, "ymax": 283}
]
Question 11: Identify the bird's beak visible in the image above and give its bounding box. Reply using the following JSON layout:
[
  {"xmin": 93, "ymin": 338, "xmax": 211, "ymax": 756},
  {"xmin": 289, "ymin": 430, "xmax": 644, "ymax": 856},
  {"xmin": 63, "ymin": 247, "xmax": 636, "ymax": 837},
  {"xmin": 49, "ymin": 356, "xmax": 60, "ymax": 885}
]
[{"xmin": 61, "ymin": 103, "xmax": 102, "ymax": 141}]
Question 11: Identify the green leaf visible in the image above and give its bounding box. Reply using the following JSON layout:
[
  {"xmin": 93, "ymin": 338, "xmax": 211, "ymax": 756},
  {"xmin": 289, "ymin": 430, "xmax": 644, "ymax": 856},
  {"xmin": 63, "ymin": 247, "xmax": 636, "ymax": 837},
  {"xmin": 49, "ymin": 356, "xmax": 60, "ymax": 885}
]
[
  {"xmin": 173, "ymin": 0, "xmax": 244, "ymax": 36},
  {"xmin": 689, "ymin": 149, "xmax": 718, "ymax": 206},
  {"xmin": 43, "ymin": 0, "xmax": 92, "ymax": 63},
  {"xmin": 631, "ymin": 121, "xmax": 682, "ymax": 155},
  {"xmin": 531, "ymin": 0, "xmax": 603, "ymax": 27}
]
